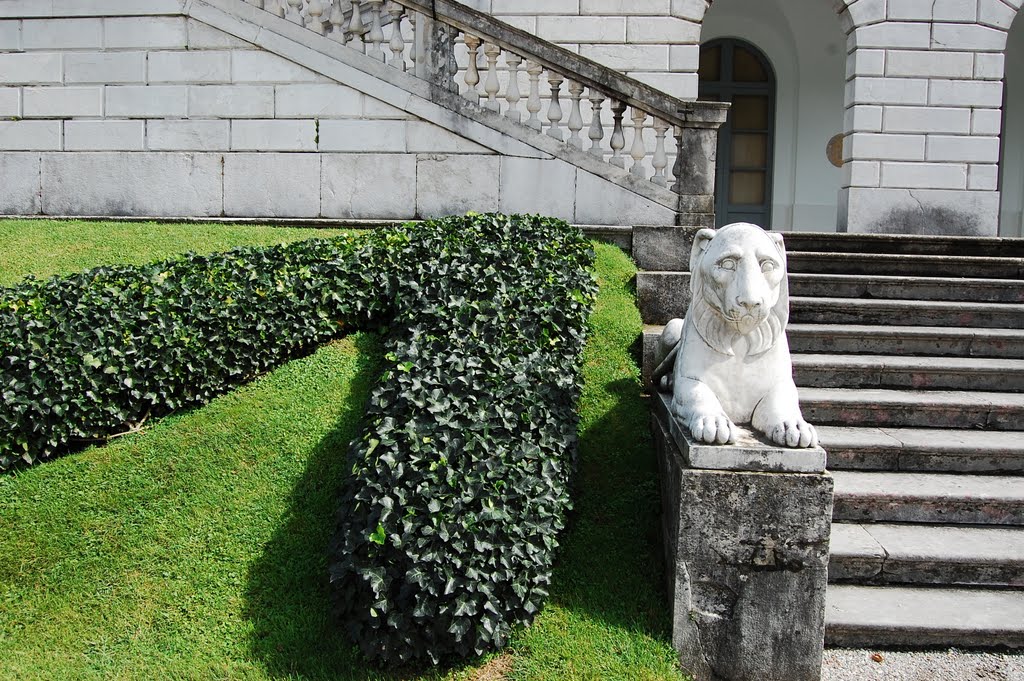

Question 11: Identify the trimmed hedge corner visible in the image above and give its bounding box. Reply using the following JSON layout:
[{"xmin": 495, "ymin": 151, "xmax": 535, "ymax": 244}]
[
  {"xmin": 329, "ymin": 215, "xmax": 596, "ymax": 666},
  {"xmin": 1, "ymin": 214, "xmax": 596, "ymax": 666}
]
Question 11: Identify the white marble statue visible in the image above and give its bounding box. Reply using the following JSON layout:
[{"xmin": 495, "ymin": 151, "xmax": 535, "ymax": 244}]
[{"xmin": 652, "ymin": 222, "xmax": 818, "ymax": 448}]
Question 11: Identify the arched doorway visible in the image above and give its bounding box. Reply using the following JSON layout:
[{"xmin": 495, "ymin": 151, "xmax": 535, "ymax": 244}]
[
  {"xmin": 1000, "ymin": 12, "xmax": 1023, "ymax": 238},
  {"xmin": 699, "ymin": 39, "xmax": 776, "ymax": 228}
]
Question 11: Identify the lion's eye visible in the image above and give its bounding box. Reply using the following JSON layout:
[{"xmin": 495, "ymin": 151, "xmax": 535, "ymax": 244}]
[
  {"xmin": 719, "ymin": 258, "xmax": 737, "ymax": 271},
  {"xmin": 760, "ymin": 260, "xmax": 777, "ymax": 273}
]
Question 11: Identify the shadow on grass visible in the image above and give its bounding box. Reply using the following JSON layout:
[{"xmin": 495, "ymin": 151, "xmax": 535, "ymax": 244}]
[
  {"xmin": 243, "ymin": 332, "xmax": 398, "ymax": 681},
  {"xmin": 551, "ymin": 376, "xmax": 671, "ymax": 638}
]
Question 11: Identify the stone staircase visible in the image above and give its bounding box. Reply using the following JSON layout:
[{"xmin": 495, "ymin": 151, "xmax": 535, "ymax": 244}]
[{"xmin": 641, "ymin": 231, "xmax": 1024, "ymax": 648}]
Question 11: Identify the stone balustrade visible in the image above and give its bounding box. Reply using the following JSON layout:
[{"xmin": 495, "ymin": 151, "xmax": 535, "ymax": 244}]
[{"xmin": 242, "ymin": 0, "xmax": 727, "ymax": 200}]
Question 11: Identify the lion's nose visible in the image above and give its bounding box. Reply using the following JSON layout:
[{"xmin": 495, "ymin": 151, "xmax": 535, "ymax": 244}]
[{"xmin": 736, "ymin": 296, "xmax": 762, "ymax": 311}]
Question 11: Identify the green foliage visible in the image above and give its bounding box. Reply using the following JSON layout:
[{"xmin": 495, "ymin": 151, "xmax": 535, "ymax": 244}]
[
  {"xmin": 330, "ymin": 215, "xmax": 597, "ymax": 666},
  {"xmin": 0, "ymin": 235, "xmax": 385, "ymax": 470},
  {"xmin": 0, "ymin": 214, "xmax": 598, "ymax": 669}
]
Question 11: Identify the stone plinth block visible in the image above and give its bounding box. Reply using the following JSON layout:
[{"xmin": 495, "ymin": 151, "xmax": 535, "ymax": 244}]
[{"xmin": 652, "ymin": 396, "xmax": 833, "ymax": 681}]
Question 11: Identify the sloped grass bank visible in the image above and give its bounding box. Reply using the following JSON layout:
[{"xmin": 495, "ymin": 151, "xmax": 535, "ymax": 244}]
[{"xmin": 0, "ymin": 222, "xmax": 682, "ymax": 680}]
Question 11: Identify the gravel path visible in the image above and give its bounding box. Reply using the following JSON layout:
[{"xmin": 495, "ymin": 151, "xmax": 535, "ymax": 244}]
[{"xmin": 822, "ymin": 648, "xmax": 1024, "ymax": 680}]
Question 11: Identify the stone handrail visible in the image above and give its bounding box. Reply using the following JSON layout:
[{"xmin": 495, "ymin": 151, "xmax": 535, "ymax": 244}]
[{"xmin": 245, "ymin": 0, "xmax": 728, "ymax": 200}]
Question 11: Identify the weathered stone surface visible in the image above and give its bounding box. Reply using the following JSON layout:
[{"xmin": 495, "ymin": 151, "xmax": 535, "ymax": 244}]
[
  {"xmin": 223, "ymin": 152, "xmax": 319, "ymax": 218},
  {"xmin": 0, "ymin": 152, "xmax": 41, "ymax": 215},
  {"xmin": 416, "ymin": 154, "xmax": 500, "ymax": 218},
  {"xmin": 654, "ymin": 392, "xmax": 827, "ymax": 473},
  {"xmin": 652, "ymin": 411, "xmax": 833, "ymax": 681},
  {"xmin": 498, "ymin": 157, "xmax": 577, "ymax": 221},
  {"xmin": 321, "ymin": 153, "xmax": 416, "ymax": 219},
  {"xmin": 41, "ymin": 152, "xmax": 222, "ymax": 216},
  {"xmin": 632, "ymin": 224, "xmax": 704, "ymax": 271},
  {"xmin": 574, "ymin": 171, "xmax": 677, "ymax": 226},
  {"xmin": 635, "ymin": 270, "xmax": 689, "ymax": 325}
]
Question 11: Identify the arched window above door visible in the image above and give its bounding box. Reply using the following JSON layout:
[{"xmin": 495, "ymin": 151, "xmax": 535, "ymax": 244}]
[{"xmin": 699, "ymin": 39, "xmax": 776, "ymax": 229}]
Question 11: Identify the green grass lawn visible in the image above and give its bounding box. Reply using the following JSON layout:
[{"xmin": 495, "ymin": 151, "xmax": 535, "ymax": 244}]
[{"xmin": 0, "ymin": 220, "xmax": 682, "ymax": 680}]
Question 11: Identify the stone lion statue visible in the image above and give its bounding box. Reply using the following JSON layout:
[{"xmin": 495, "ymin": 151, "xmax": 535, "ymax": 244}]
[{"xmin": 652, "ymin": 222, "xmax": 818, "ymax": 448}]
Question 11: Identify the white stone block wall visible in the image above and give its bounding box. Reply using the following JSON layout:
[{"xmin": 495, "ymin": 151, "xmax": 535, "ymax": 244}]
[
  {"xmin": 835, "ymin": 0, "xmax": 1021, "ymax": 234},
  {"xmin": 471, "ymin": 0, "xmax": 709, "ymax": 100},
  {"xmin": 0, "ymin": 8, "xmax": 679, "ymax": 225}
]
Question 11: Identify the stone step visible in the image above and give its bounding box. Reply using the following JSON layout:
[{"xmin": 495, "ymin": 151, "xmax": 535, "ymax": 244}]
[
  {"xmin": 829, "ymin": 523, "xmax": 1024, "ymax": 587},
  {"xmin": 800, "ymin": 387, "xmax": 1024, "ymax": 430},
  {"xmin": 825, "ymin": 585, "xmax": 1024, "ymax": 648},
  {"xmin": 818, "ymin": 425, "xmax": 1024, "ymax": 473},
  {"xmin": 789, "ymin": 296, "xmax": 1024, "ymax": 328},
  {"xmin": 781, "ymin": 231, "xmax": 1024, "ymax": 259},
  {"xmin": 831, "ymin": 470, "xmax": 1024, "ymax": 524},
  {"xmin": 788, "ymin": 324, "xmax": 1024, "ymax": 359},
  {"xmin": 792, "ymin": 272, "xmax": 1024, "ymax": 303},
  {"xmin": 793, "ymin": 353, "xmax": 1024, "ymax": 392},
  {"xmin": 787, "ymin": 252, "xmax": 1024, "ymax": 279}
]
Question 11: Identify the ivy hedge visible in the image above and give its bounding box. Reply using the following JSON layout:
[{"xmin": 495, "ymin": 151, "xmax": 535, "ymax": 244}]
[{"xmin": 0, "ymin": 214, "xmax": 596, "ymax": 667}]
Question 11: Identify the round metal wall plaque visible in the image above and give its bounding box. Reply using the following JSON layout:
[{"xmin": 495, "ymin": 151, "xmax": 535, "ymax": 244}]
[{"xmin": 826, "ymin": 133, "xmax": 844, "ymax": 168}]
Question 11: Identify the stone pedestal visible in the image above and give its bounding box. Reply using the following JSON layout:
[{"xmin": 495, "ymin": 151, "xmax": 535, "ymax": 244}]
[{"xmin": 652, "ymin": 392, "xmax": 834, "ymax": 681}]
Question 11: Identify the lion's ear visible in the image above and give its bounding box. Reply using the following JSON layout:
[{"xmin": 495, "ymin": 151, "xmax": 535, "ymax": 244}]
[{"xmin": 690, "ymin": 228, "xmax": 717, "ymax": 272}]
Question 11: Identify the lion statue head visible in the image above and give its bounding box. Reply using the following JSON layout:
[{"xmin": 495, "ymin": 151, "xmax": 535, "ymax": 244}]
[{"xmin": 688, "ymin": 223, "xmax": 789, "ymax": 357}]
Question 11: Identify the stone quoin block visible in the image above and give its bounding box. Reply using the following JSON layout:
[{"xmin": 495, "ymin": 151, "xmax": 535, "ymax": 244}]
[
  {"xmin": 0, "ymin": 89, "xmax": 20, "ymax": 117},
  {"xmin": 844, "ymin": 132, "xmax": 926, "ymax": 162},
  {"xmin": 0, "ymin": 53, "xmax": 61, "ymax": 85},
  {"xmin": 498, "ymin": 157, "xmax": 577, "ymax": 221},
  {"xmin": 670, "ymin": 0, "xmax": 709, "ymax": 21},
  {"xmin": 974, "ymin": 53, "xmax": 1006, "ymax": 80},
  {"xmin": 931, "ymin": 23, "xmax": 1007, "ymax": 51},
  {"xmin": 846, "ymin": 0, "xmax": 886, "ymax": 26},
  {"xmin": 148, "ymin": 51, "xmax": 232, "ymax": 84},
  {"xmin": 64, "ymin": 120, "xmax": 145, "ymax": 151},
  {"xmin": 845, "ymin": 105, "xmax": 884, "ymax": 132},
  {"xmin": 22, "ymin": 86, "xmax": 103, "ymax": 118},
  {"xmin": 880, "ymin": 161, "xmax": 968, "ymax": 190},
  {"xmin": 968, "ymin": 164, "xmax": 999, "ymax": 191},
  {"xmin": 626, "ymin": 16, "xmax": 700, "ymax": 44},
  {"xmin": 843, "ymin": 160, "xmax": 881, "ymax": 187},
  {"xmin": 0, "ymin": 153, "xmax": 41, "ymax": 214},
  {"xmin": 147, "ymin": 120, "xmax": 230, "ymax": 151},
  {"xmin": 231, "ymin": 51, "xmax": 322, "ymax": 83},
  {"xmin": 926, "ymin": 135, "xmax": 1001, "ymax": 163},
  {"xmin": 669, "ymin": 44, "xmax": 700, "ymax": 70},
  {"xmin": 978, "ymin": 0, "xmax": 1017, "ymax": 29},
  {"xmin": 105, "ymin": 85, "xmax": 188, "ymax": 118},
  {"xmin": 103, "ymin": 16, "xmax": 187, "ymax": 49},
  {"xmin": 0, "ymin": 120, "xmax": 60, "ymax": 150},
  {"xmin": 929, "ymin": 79, "xmax": 1003, "ymax": 107},
  {"xmin": 847, "ymin": 49, "xmax": 885, "ymax": 77},
  {"xmin": 0, "ymin": 20, "xmax": 21, "ymax": 50},
  {"xmin": 22, "ymin": 18, "xmax": 102, "ymax": 50},
  {"xmin": 848, "ymin": 77, "xmax": 928, "ymax": 106},
  {"xmin": 851, "ymin": 22, "xmax": 931, "ymax": 50},
  {"xmin": 581, "ymin": 0, "xmax": 670, "ymax": 16},
  {"xmin": 321, "ymin": 153, "xmax": 416, "ymax": 219},
  {"xmin": 274, "ymin": 83, "xmax": 363, "ymax": 118},
  {"xmin": 840, "ymin": 186, "xmax": 1000, "ymax": 236},
  {"xmin": 578, "ymin": 44, "xmax": 670, "ymax": 71},
  {"xmin": 884, "ymin": 50, "xmax": 974, "ymax": 78},
  {"xmin": 416, "ymin": 154, "xmax": 500, "ymax": 217},
  {"xmin": 64, "ymin": 52, "xmax": 147, "ymax": 84},
  {"xmin": 883, "ymin": 106, "xmax": 972, "ymax": 134},
  {"xmin": 230, "ymin": 119, "xmax": 317, "ymax": 152},
  {"xmin": 41, "ymin": 152, "xmax": 223, "ymax": 216},
  {"xmin": 188, "ymin": 85, "xmax": 275, "ymax": 118},
  {"xmin": 971, "ymin": 108, "xmax": 1002, "ymax": 135},
  {"xmin": 223, "ymin": 153, "xmax": 320, "ymax": 218},
  {"xmin": 535, "ymin": 16, "xmax": 626, "ymax": 43}
]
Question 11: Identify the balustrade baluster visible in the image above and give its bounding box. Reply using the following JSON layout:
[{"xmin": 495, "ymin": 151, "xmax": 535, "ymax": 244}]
[
  {"xmin": 329, "ymin": 0, "xmax": 347, "ymax": 42},
  {"xmin": 629, "ymin": 108, "xmax": 648, "ymax": 177},
  {"xmin": 609, "ymin": 100, "xmax": 626, "ymax": 168},
  {"xmin": 587, "ymin": 92, "xmax": 605, "ymax": 157},
  {"xmin": 366, "ymin": 0, "xmax": 386, "ymax": 61},
  {"xmin": 387, "ymin": 2, "xmax": 406, "ymax": 70},
  {"xmin": 504, "ymin": 53, "xmax": 523, "ymax": 123},
  {"xmin": 672, "ymin": 124, "xmax": 684, "ymax": 194},
  {"xmin": 567, "ymin": 81, "xmax": 584, "ymax": 149},
  {"xmin": 483, "ymin": 43, "xmax": 502, "ymax": 112},
  {"xmin": 348, "ymin": 0, "xmax": 366, "ymax": 52},
  {"xmin": 409, "ymin": 12, "xmax": 420, "ymax": 76},
  {"xmin": 652, "ymin": 118, "xmax": 670, "ymax": 187},
  {"xmin": 525, "ymin": 60, "xmax": 543, "ymax": 131},
  {"xmin": 306, "ymin": 0, "xmax": 325, "ymax": 34},
  {"xmin": 462, "ymin": 34, "xmax": 482, "ymax": 102},
  {"xmin": 287, "ymin": 0, "xmax": 304, "ymax": 24},
  {"xmin": 546, "ymin": 72, "xmax": 564, "ymax": 141}
]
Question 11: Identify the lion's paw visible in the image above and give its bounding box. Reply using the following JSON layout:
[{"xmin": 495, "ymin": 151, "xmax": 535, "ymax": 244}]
[
  {"xmin": 767, "ymin": 419, "xmax": 818, "ymax": 448},
  {"xmin": 688, "ymin": 413, "xmax": 737, "ymax": 445}
]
